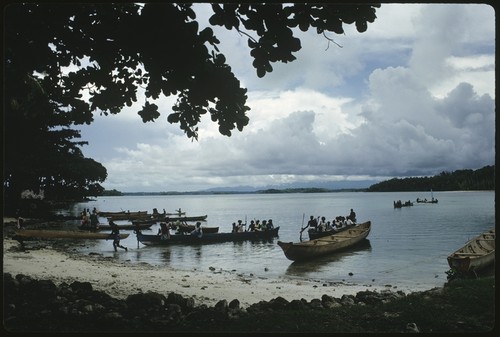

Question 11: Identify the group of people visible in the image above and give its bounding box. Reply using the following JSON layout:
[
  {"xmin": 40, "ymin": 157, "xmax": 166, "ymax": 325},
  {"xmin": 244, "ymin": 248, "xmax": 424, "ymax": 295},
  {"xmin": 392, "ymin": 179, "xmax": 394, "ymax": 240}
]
[
  {"xmin": 80, "ymin": 207, "xmax": 100, "ymax": 229},
  {"xmin": 302, "ymin": 209, "xmax": 357, "ymax": 233},
  {"xmin": 157, "ymin": 219, "xmax": 203, "ymax": 239},
  {"xmin": 232, "ymin": 219, "xmax": 274, "ymax": 232}
]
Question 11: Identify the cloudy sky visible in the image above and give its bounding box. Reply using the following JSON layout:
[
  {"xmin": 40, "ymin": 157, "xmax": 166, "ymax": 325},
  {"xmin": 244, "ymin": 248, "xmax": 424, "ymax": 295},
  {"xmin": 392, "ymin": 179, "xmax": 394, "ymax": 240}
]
[{"xmin": 77, "ymin": 3, "xmax": 495, "ymax": 192}]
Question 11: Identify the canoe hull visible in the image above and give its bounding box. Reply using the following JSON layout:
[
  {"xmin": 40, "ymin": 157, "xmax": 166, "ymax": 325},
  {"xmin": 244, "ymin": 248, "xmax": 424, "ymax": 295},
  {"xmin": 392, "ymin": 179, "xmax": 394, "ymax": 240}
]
[
  {"xmin": 308, "ymin": 222, "xmax": 367, "ymax": 240},
  {"xmin": 13, "ymin": 229, "xmax": 130, "ymax": 241},
  {"xmin": 278, "ymin": 222, "xmax": 371, "ymax": 261},
  {"xmin": 447, "ymin": 228, "xmax": 495, "ymax": 273},
  {"xmin": 79, "ymin": 223, "xmax": 153, "ymax": 231},
  {"xmin": 137, "ymin": 227, "xmax": 279, "ymax": 245}
]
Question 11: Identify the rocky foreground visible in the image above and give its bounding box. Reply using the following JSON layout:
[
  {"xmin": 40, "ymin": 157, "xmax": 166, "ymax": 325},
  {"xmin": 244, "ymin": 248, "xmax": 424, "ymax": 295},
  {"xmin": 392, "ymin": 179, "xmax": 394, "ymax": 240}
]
[{"xmin": 3, "ymin": 272, "xmax": 495, "ymax": 333}]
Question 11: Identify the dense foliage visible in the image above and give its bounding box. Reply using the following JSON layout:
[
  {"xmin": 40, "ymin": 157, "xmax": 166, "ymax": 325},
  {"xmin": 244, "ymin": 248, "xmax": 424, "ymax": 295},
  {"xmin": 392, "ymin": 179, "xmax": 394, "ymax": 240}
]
[
  {"xmin": 367, "ymin": 166, "xmax": 495, "ymax": 192},
  {"xmin": 4, "ymin": 3, "xmax": 379, "ymax": 213}
]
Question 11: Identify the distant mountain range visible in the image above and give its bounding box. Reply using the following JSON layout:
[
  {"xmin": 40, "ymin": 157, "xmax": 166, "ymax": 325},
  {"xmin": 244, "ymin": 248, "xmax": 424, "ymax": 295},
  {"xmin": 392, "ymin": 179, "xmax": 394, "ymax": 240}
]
[{"xmin": 197, "ymin": 180, "xmax": 378, "ymax": 193}]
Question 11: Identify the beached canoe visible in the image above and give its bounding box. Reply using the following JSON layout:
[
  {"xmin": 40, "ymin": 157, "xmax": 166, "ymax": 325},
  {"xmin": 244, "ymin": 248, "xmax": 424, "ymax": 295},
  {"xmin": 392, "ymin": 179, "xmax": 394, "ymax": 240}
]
[
  {"xmin": 277, "ymin": 222, "xmax": 371, "ymax": 262},
  {"xmin": 78, "ymin": 223, "xmax": 153, "ymax": 231},
  {"xmin": 447, "ymin": 228, "xmax": 495, "ymax": 274},
  {"xmin": 136, "ymin": 227, "xmax": 279, "ymax": 245},
  {"xmin": 307, "ymin": 221, "xmax": 368, "ymax": 240},
  {"xmin": 13, "ymin": 229, "xmax": 130, "ymax": 242}
]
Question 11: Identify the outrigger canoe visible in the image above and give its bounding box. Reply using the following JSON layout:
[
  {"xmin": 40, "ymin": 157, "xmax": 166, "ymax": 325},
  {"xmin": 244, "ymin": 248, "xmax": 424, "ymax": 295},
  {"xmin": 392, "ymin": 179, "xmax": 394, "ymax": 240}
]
[
  {"xmin": 277, "ymin": 222, "xmax": 371, "ymax": 262},
  {"xmin": 136, "ymin": 227, "xmax": 279, "ymax": 245},
  {"xmin": 13, "ymin": 229, "xmax": 130, "ymax": 242},
  {"xmin": 447, "ymin": 228, "xmax": 495, "ymax": 274}
]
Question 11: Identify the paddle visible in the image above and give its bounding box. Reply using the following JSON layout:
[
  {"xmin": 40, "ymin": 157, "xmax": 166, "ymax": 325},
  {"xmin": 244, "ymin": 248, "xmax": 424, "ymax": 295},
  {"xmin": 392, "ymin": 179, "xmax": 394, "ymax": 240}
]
[{"xmin": 299, "ymin": 213, "xmax": 305, "ymax": 242}]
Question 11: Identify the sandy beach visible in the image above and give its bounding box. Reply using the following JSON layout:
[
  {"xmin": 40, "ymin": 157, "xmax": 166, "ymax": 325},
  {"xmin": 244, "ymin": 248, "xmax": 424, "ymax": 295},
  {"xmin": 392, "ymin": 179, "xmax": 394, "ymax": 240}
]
[{"xmin": 2, "ymin": 235, "xmax": 407, "ymax": 308}]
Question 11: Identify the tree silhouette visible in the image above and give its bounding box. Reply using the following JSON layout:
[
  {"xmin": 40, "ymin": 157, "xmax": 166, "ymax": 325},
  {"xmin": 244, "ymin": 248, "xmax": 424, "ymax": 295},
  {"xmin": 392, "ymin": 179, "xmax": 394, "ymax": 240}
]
[{"xmin": 4, "ymin": 3, "xmax": 379, "ymax": 210}]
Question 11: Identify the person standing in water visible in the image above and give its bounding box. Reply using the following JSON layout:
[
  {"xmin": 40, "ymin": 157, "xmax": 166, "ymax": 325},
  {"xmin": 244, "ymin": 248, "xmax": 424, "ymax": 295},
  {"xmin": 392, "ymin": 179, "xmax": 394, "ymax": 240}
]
[{"xmin": 108, "ymin": 221, "xmax": 127, "ymax": 252}]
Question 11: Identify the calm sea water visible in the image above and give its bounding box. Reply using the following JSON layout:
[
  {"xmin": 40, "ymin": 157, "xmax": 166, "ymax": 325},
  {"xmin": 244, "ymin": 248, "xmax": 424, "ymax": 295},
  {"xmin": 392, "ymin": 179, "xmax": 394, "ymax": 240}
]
[{"xmin": 66, "ymin": 191, "xmax": 494, "ymax": 291}]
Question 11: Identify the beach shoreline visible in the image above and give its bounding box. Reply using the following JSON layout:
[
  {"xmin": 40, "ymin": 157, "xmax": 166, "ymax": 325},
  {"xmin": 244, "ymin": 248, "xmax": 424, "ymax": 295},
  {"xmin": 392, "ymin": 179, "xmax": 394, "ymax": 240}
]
[{"xmin": 3, "ymin": 235, "xmax": 429, "ymax": 308}]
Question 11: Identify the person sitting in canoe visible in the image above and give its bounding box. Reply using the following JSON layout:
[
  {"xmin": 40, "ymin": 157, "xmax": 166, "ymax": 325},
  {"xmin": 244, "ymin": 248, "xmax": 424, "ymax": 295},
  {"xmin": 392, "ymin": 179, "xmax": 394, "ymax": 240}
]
[
  {"xmin": 248, "ymin": 220, "xmax": 256, "ymax": 232},
  {"xmin": 318, "ymin": 217, "xmax": 327, "ymax": 232},
  {"xmin": 255, "ymin": 220, "xmax": 261, "ymax": 231},
  {"xmin": 266, "ymin": 219, "xmax": 274, "ymax": 230},
  {"xmin": 237, "ymin": 220, "xmax": 245, "ymax": 232},
  {"xmin": 191, "ymin": 222, "xmax": 203, "ymax": 238},
  {"xmin": 157, "ymin": 222, "xmax": 170, "ymax": 240}
]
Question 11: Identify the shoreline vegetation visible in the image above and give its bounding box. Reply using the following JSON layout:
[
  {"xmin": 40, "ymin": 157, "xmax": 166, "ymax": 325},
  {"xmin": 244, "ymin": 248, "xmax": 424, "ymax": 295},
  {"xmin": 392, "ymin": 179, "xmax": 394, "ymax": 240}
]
[{"xmin": 102, "ymin": 165, "xmax": 494, "ymax": 196}]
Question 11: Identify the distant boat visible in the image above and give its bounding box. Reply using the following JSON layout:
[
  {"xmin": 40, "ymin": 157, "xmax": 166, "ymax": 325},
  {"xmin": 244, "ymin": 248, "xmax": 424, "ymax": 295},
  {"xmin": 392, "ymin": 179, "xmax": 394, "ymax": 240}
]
[
  {"xmin": 447, "ymin": 228, "xmax": 495, "ymax": 274},
  {"xmin": 416, "ymin": 189, "xmax": 438, "ymax": 204},
  {"xmin": 277, "ymin": 222, "xmax": 371, "ymax": 262},
  {"xmin": 394, "ymin": 200, "xmax": 413, "ymax": 208},
  {"xmin": 13, "ymin": 229, "xmax": 130, "ymax": 242}
]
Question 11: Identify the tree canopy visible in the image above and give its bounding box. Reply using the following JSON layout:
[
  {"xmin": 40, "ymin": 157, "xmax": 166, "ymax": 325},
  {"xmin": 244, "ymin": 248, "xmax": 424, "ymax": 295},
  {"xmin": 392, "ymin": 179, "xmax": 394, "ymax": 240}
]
[
  {"xmin": 367, "ymin": 166, "xmax": 495, "ymax": 192},
  {"xmin": 4, "ymin": 3, "xmax": 380, "ymax": 212}
]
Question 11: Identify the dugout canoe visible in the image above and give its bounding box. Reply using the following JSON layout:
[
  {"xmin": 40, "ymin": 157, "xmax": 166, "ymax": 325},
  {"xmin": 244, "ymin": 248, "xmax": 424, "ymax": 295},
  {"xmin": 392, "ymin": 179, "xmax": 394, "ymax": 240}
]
[
  {"xmin": 166, "ymin": 215, "xmax": 208, "ymax": 222},
  {"xmin": 136, "ymin": 227, "xmax": 279, "ymax": 245},
  {"xmin": 307, "ymin": 221, "xmax": 369, "ymax": 240},
  {"xmin": 78, "ymin": 223, "xmax": 153, "ymax": 231},
  {"xmin": 13, "ymin": 229, "xmax": 130, "ymax": 242},
  {"xmin": 277, "ymin": 222, "xmax": 371, "ymax": 261},
  {"xmin": 99, "ymin": 210, "xmax": 148, "ymax": 217},
  {"xmin": 447, "ymin": 228, "xmax": 495, "ymax": 274},
  {"xmin": 170, "ymin": 223, "xmax": 219, "ymax": 234}
]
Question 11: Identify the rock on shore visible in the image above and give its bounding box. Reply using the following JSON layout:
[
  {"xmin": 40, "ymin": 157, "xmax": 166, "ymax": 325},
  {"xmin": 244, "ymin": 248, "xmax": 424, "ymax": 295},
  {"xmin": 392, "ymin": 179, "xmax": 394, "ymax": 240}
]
[{"xmin": 4, "ymin": 272, "xmax": 408, "ymax": 332}]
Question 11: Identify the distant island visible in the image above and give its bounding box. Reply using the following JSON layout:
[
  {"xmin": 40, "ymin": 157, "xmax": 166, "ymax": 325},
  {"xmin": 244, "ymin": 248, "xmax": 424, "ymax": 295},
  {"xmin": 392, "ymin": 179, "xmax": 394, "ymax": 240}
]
[
  {"xmin": 102, "ymin": 165, "xmax": 494, "ymax": 196},
  {"xmin": 367, "ymin": 165, "xmax": 494, "ymax": 192}
]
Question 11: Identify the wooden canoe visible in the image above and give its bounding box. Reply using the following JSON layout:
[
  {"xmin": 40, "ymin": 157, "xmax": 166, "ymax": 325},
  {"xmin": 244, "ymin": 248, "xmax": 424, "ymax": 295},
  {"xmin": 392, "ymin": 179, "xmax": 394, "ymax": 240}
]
[
  {"xmin": 170, "ymin": 223, "xmax": 219, "ymax": 234},
  {"xmin": 447, "ymin": 228, "xmax": 495, "ymax": 273},
  {"xmin": 78, "ymin": 223, "xmax": 153, "ymax": 231},
  {"xmin": 99, "ymin": 210, "xmax": 148, "ymax": 217},
  {"xmin": 307, "ymin": 221, "xmax": 367, "ymax": 240},
  {"xmin": 136, "ymin": 227, "xmax": 279, "ymax": 245},
  {"xmin": 277, "ymin": 222, "xmax": 371, "ymax": 261},
  {"xmin": 13, "ymin": 229, "xmax": 130, "ymax": 242},
  {"xmin": 165, "ymin": 215, "xmax": 208, "ymax": 222}
]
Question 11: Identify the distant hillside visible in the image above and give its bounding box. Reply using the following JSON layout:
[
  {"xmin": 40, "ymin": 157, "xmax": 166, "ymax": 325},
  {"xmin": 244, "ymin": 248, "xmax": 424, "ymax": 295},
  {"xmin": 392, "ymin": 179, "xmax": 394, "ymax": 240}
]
[{"xmin": 367, "ymin": 165, "xmax": 495, "ymax": 192}]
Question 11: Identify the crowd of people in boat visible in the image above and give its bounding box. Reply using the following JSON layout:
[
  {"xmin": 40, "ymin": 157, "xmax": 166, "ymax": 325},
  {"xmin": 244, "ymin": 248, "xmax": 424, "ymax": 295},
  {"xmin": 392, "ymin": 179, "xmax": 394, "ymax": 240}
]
[
  {"xmin": 302, "ymin": 208, "xmax": 357, "ymax": 233},
  {"xmin": 393, "ymin": 200, "xmax": 413, "ymax": 208},
  {"xmin": 231, "ymin": 219, "xmax": 275, "ymax": 233}
]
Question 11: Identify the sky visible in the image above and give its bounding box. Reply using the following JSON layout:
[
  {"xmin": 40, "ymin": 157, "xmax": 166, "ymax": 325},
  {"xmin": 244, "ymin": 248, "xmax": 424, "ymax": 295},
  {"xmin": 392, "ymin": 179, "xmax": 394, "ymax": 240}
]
[{"xmin": 76, "ymin": 3, "xmax": 496, "ymax": 192}]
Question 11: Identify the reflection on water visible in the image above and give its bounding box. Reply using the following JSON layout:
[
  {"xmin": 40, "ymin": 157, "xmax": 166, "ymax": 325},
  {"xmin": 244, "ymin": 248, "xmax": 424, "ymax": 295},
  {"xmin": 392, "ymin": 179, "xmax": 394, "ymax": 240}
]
[{"xmin": 284, "ymin": 240, "xmax": 372, "ymax": 277}]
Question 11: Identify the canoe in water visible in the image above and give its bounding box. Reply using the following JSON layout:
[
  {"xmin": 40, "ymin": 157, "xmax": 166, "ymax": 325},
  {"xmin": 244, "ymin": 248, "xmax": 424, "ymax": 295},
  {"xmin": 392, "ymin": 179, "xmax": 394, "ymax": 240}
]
[
  {"xmin": 13, "ymin": 229, "xmax": 130, "ymax": 242},
  {"xmin": 277, "ymin": 222, "xmax": 371, "ymax": 261}
]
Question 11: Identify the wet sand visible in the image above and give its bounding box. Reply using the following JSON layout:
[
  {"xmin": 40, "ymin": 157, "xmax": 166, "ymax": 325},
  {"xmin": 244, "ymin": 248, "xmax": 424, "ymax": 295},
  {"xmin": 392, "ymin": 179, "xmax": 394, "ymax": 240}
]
[{"xmin": 3, "ymin": 236, "xmax": 400, "ymax": 308}]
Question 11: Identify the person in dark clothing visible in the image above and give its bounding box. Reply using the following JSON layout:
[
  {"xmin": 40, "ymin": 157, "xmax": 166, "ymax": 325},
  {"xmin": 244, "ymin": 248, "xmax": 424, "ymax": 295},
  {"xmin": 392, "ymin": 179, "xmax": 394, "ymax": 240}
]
[
  {"xmin": 109, "ymin": 221, "xmax": 127, "ymax": 252},
  {"xmin": 347, "ymin": 209, "xmax": 357, "ymax": 223}
]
